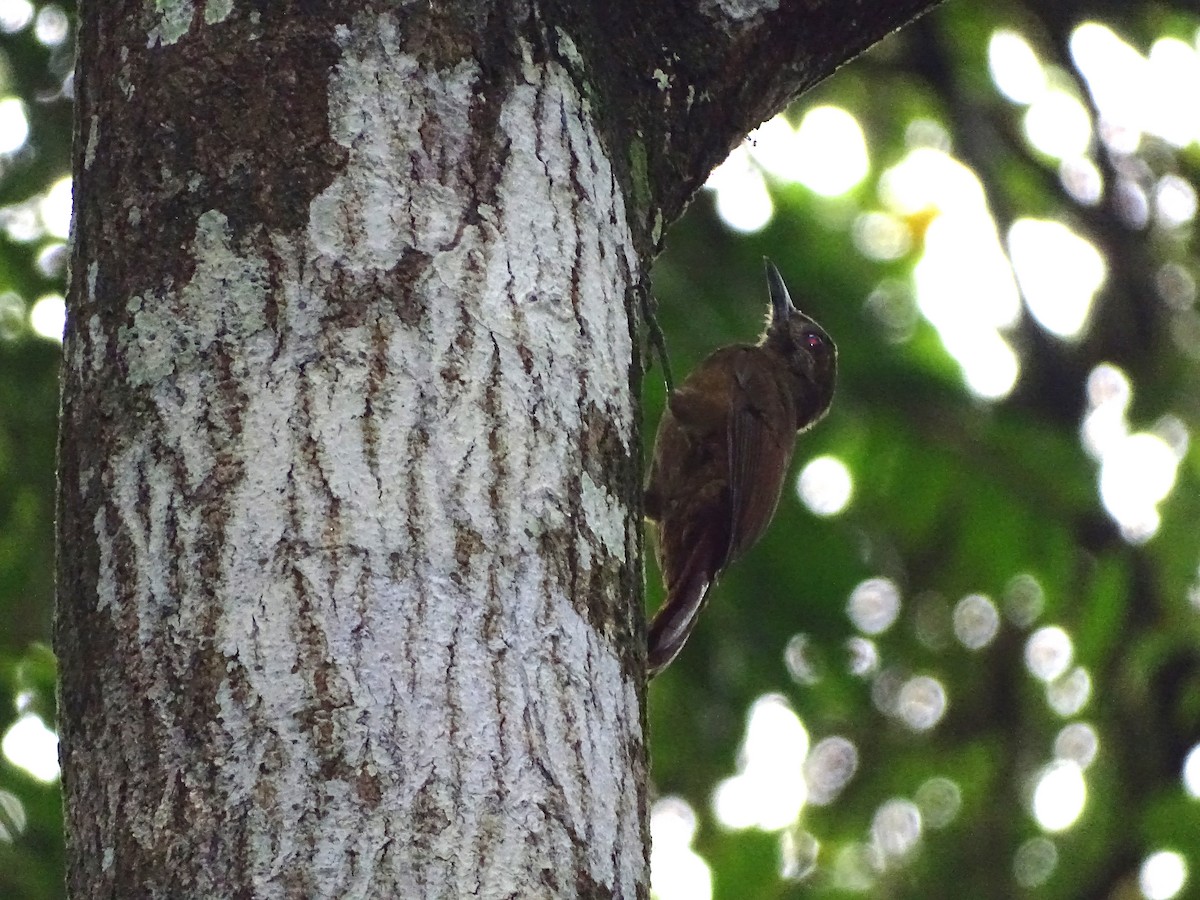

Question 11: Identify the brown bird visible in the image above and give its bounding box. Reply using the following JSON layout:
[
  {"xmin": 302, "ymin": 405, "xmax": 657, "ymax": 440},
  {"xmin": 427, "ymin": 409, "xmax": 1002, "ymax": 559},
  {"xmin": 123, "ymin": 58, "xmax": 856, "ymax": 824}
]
[{"xmin": 645, "ymin": 260, "xmax": 837, "ymax": 676}]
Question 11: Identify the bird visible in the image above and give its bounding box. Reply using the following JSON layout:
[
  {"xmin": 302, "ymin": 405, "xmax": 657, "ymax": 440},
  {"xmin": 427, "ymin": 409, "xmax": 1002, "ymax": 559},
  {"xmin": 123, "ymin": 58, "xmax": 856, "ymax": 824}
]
[{"xmin": 644, "ymin": 259, "xmax": 837, "ymax": 676}]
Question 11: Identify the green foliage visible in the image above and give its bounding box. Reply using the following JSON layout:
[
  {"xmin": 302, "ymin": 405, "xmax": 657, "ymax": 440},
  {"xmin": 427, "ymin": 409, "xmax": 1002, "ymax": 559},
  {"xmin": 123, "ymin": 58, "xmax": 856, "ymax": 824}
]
[
  {"xmin": 0, "ymin": 3, "xmax": 72, "ymax": 898},
  {"xmin": 647, "ymin": 3, "xmax": 1200, "ymax": 897}
]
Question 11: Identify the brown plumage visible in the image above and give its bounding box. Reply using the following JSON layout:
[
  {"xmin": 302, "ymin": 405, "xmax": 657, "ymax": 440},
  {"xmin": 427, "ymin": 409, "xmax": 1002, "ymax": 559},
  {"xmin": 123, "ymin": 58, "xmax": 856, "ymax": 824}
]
[{"xmin": 645, "ymin": 260, "xmax": 837, "ymax": 676}]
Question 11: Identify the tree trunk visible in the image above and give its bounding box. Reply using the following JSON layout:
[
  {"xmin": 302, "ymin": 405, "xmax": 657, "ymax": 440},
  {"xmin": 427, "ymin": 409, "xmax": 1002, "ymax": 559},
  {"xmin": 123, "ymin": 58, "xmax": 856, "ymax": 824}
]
[{"xmin": 57, "ymin": 1, "xmax": 940, "ymax": 896}]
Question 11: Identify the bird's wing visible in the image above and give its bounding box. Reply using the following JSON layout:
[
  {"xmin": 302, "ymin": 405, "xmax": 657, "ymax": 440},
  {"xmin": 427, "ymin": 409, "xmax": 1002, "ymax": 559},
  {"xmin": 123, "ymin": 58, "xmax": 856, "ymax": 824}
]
[{"xmin": 725, "ymin": 353, "xmax": 794, "ymax": 567}]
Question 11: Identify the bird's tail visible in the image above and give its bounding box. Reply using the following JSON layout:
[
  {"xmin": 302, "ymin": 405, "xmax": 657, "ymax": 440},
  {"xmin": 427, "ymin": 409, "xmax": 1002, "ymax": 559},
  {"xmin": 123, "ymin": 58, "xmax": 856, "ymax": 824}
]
[{"xmin": 647, "ymin": 545, "xmax": 717, "ymax": 677}]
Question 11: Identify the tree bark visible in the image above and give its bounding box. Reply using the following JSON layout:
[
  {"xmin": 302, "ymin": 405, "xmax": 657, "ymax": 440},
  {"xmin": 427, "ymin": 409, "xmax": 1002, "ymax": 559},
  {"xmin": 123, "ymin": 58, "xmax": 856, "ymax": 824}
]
[{"xmin": 57, "ymin": 1, "xmax": 941, "ymax": 897}]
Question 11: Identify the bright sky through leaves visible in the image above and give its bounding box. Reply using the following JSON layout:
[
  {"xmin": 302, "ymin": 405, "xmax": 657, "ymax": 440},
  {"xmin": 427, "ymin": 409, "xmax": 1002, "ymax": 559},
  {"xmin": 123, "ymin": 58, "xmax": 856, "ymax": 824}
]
[
  {"xmin": 33, "ymin": 4, "xmax": 68, "ymax": 47},
  {"xmin": 988, "ymin": 30, "xmax": 1046, "ymax": 104},
  {"xmin": 650, "ymin": 797, "xmax": 713, "ymax": 900},
  {"xmin": 712, "ymin": 695, "xmax": 809, "ymax": 831},
  {"xmin": 1183, "ymin": 744, "xmax": 1200, "ymax": 798},
  {"xmin": 702, "ymin": 28, "xmax": 1184, "ymax": 409},
  {"xmin": 884, "ymin": 147, "xmax": 1023, "ymax": 399},
  {"xmin": 1032, "ymin": 761, "xmax": 1086, "ymax": 832},
  {"xmin": 40, "ymin": 177, "xmax": 73, "ymax": 240},
  {"xmin": 847, "ymin": 578, "xmax": 901, "ymax": 635},
  {"xmin": 1081, "ymin": 364, "xmax": 1188, "ymax": 542},
  {"xmin": 1025, "ymin": 626, "xmax": 1074, "ymax": 682},
  {"xmin": 1008, "ymin": 218, "xmax": 1106, "ymax": 339},
  {"xmin": 0, "ymin": 0, "xmax": 33, "ymax": 32},
  {"xmin": 1, "ymin": 714, "xmax": 59, "ymax": 783},
  {"xmin": 796, "ymin": 455, "xmax": 853, "ymax": 516},
  {"xmin": 706, "ymin": 105, "xmax": 869, "ymax": 233},
  {"xmin": 30, "ymin": 294, "xmax": 64, "ymax": 341},
  {"xmin": 1140, "ymin": 851, "xmax": 1188, "ymax": 900},
  {"xmin": 0, "ymin": 98, "xmax": 28, "ymax": 154},
  {"xmin": 1071, "ymin": 23, "xmax": 1200, "ymax": 148},
  {"xmin": 1024, "ymin": 91, "xmax": 1092, "ymax": 159}
]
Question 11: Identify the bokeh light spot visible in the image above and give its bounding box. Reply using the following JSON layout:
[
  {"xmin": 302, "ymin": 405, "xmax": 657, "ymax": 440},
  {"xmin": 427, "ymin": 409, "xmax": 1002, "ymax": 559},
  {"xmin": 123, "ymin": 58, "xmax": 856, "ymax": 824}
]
[
  {"xmin": 1055, "ymin": 722, "xmax": 1099, "ymax": 769},
  {"xmin": 1069, "ymin": 23, "xmax": 1148, "ymax": 148},
  {"xmin": 915, "ymin": 777, "xmax": 961, "ymax": 829},
  {"xmin": 1032, "ymin": 760, "xmax": 1086, "ymax": 832},
  {"xmin": 953, "ymin": 593, "xmax": 1000, "ymax": 649},
  {"xmin": 1082, "ymin": 363, "xmax": 1132, "ymax": 460},
  {"xmin": 1116, "ymin": 179, "xmax": 1151, "ymax": 229},
  {"xmin": 745, "ymin": 114, "xmax": 803, "ymax": 181},
  {"xmin": 864, "ymin": 280, "xmax": 919, "ymax": 344},
  {"xmin": 1, "ymin": 713, "xmax": 60, "ymax": 783},
  {"xmin": 847, "ymin": 577, "xmax": 901, "ymax": 635},
  {"xmin": 0, "ymin": 199, "xmax": 43, "ymax": 243},
  {"xmin": 0, "ymin": 291, "xmax": 25, "ymax": 341},
  {"xmin": 1099, "ymin": 432, "xmax": 1180, "ymax": 542},
  {"xmin": 1004, "ymin": 574, "xmax": 1045, "ymax": 628},
  {"xmin": 715, "ymin": 173, "xmax": 772, "ymax": 233},
  {"xmin": 729, "ymin": 107, "xmax": 869, "ymax": 208},
  {"xmin": 853, "ymin": 211, "xmax": 912, "ymax": 261},
  {"xmin": 1183, "ymin": 743, "xmax": 1200, "ymax": 798},
  {"xmin": 1060, "ymin": 156, "xmax": 1103, "ymax": 206},
  {"xmin": 1081, "ymin": 363, "xmax": 1187, "ymax": 543},
  {"xmin": 898, "ymin": 675, "xmax": 948, "ymax": 731},
  {"xmin": 0, "ymin": 789, "xmax": 26, "ymax": 843},
  {"xmin": 1009, "ymin": 218, "xmax": 1106, "ymax": 339},
  {"xmin": 1014, "ymin": 837, "xmax": 1059, "ymax": 888},
  {"xmin": 706, "ymin": 146, "xmax": 774, "ymax": 234},
  {"xmin": 1070, "ymin": 25, "xmax": 1200, "ymax": 149},
  {"xmin": 905, "ymin": 118, "xmax": 951, "ymax": 152},
  {"xmin": 958, "ymin": 330, "xmax": 1020, "ymax": 400},
  {"xmin": 651, "ymin": 797, "xmax": 713, "ymax": 900},
  {"xmin": 33, "ymin": 4, "xmax": 68, "ymax": 47},
  {"xmin": 804, "ymin": 736, "xmax": 859, "ymax": 806},
  {"xmin": 0, "ymin": 0, "xmax": 33, "ymax": 33},
  {"xmin": 36, "ymin": 241, "xmax": 67, "ymax": 279},
  {"xmin": 652, "ymin": 797, "xmax": 698, "ymax": 851},
  {"xmin": 1023, "ymin": 91, "xmax": 1093, "ymax": 159},
  {"xmin": 989, "ymin": 30, "xmax": 1046, "ymax": 104},
  {"xmin": 0, "ymin": 97, "xmax": 29, "ymax": 154},
  {"xmin": 30, "ymin": 293, "xmax": 65, "ymax": 342},
  {"xmin": 797, "ymin": 455, "xmax": 853, "ymax": 516},
  {"xmin": 1025, "ymin": 626, "xmax": 1074, "ymax": 682},
  {"xmin": 790, "ymin": 106, "xmax": 869, "ymax": 197},
  {"xmin": 1155, "ymin": 174, "xmax": 1198, "ymax": 228},
  {"xmin": 712, "ymin": 695, "xmax": 809, "ymax": 832},
  {"xmin": 871, "ymin": 666, "xmax": 905, "ymax": 717},
  {"xmin": 780, "ymin": 829, "xmax": 820, "ymax": 881},
  {"xmin": 1147, "ymin": 38, "xmax": 1200, "ymax": 146},
  {"xmin": 880, "ymin": 146, "xmax": 982, "ymax": 217},
  {"xmin": 886, "ymin": 146, "xmax": 1023, "ymax": 399},
  {"xmin": 845, "ymin": 636, "xmax": 879, "ymax": 677},
  {"xmin": 1099, "ymin": 434, "xmax": 1185, "ymax": 532},
  {"xmin": 784, "ymin": 633, "xmax": 823, "ymax": 685},
  {"xmin": 41, "ymin": 177, "xmax": 73, "ymax": 240},
  {"xmin": 1155, "ymin": 262, "xmax": 1196, "ymax": 309},
  {"xmin": 833, "ymin": 843, "xmax": 880, "ymax": 892},
  {"xmin": 1047, "ymin": 666, "xmax": 1092, "ymax": 717},
  {"xmin": 1089, "ymin": 364, "xmax": 1132, "ymax": 410},
  {"xmin": 872, "ymin": 798, "xmax": 922, "ymax": 859},
  {"xmin": 1140, "ymin": 851, "xmax": 1188, "ymax": 900}
]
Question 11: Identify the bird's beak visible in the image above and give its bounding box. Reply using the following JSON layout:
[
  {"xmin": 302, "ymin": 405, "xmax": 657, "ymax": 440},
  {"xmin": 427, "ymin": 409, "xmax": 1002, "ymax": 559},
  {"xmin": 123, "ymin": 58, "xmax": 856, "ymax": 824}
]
[{"xmin": 765, "ymin": 258, "xmax": 795, "ymax": 325}]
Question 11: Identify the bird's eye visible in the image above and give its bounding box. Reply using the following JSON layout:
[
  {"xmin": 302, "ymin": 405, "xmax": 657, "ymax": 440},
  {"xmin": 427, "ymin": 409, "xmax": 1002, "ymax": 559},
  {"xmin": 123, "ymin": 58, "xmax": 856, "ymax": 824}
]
[{"xmin": 805, "ymin": 333, "xmax": 825, "ymax": 351}]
